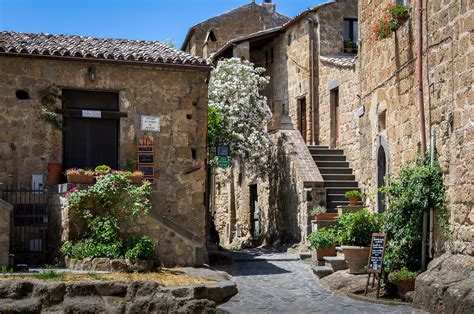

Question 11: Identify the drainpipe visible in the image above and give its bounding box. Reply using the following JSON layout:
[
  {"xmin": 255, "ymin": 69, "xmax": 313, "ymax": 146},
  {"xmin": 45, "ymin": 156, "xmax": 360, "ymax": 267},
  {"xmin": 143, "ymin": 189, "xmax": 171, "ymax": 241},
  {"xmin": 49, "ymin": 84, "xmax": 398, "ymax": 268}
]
[
  {"xmin": 429, "ymin": 127, "xmax": 435, "ymax": 258},
  {"xmin": 306, "ymin": 16, "xmax": 318, "ymax": 146},
  {"xmin": 418, "ymin": 0, "xmax": 428, "ymax": 270}
]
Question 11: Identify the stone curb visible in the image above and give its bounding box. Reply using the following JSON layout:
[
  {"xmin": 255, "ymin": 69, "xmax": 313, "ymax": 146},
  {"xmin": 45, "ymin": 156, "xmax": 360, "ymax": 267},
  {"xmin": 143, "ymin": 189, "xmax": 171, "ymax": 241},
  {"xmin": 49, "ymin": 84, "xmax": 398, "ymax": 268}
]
[{"xmin": 347, "ymin": 292, "xmax": 414, "ymax": 307}]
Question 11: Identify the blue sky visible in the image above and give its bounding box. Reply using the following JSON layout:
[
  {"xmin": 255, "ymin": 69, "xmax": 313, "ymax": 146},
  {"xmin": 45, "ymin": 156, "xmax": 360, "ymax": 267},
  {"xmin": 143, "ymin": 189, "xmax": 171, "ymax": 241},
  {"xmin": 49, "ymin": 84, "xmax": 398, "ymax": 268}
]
[{"xmin": 0, "ymin": 0, "xmax": 323, "ymax": 47}]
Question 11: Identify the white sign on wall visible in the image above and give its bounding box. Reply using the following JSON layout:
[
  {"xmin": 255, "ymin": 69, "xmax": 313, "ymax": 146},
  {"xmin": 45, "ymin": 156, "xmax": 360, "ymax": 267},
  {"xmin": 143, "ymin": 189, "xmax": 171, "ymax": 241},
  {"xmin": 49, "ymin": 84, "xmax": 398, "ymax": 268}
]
[
  {"xmin": 82, "ymin": 110, "xmax": 102, "ymax": 118},
  {"xmin": 141, "ymin": 115, "xmax": 161, "ymax": 132}
]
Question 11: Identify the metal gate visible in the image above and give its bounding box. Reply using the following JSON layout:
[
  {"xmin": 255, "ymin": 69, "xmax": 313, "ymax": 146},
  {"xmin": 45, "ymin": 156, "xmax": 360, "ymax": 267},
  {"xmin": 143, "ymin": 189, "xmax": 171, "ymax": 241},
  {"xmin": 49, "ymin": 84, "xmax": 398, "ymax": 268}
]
[{"xmin": 0, "ymin": 184, "xmax": 50, "ymax": 266}]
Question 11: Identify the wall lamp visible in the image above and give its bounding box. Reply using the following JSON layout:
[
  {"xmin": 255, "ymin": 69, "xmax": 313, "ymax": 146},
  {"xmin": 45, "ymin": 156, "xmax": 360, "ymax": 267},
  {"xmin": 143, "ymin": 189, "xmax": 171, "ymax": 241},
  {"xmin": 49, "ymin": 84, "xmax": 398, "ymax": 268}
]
[{"xmin": 87, "ymin": 66, "xmax": 96, "ymax": 81}]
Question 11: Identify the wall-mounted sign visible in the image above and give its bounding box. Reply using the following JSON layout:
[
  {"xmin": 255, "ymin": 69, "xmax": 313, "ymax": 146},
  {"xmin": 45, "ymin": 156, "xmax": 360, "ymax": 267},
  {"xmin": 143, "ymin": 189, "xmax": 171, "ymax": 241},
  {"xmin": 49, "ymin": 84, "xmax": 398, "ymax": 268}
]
[
  {"xmin": 216, "ymin": 144, "xmax": 230, "ymax": 157},
  {"xmin": 357, "ymin": 105, "xmax": 365, "ymax": 118},
  {"xmin": 138, "ymin": 154, "xmax": 154, "ymax": 164},
  {"xmin": 82, "ymin": 110, "xmax": 102, "ymax": 118},
  {"xmin": 141, "ymin": 115, "xmax": 160, "ymax": 132},
  {"xmin": 138, "ymin": 165, "xmax": 154, "ymax": 176},
  {"xmin": 217, "ymin": 156, "xmax": 229, "ymax": 168}
]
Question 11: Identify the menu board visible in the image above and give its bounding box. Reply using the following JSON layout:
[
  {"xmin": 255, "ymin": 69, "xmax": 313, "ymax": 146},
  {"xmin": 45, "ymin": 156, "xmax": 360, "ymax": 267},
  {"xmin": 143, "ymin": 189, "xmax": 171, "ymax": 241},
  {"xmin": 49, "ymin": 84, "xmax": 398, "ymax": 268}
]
[
  {"xmin": 367, "ymin": 233, "xmax": 386, "ymax": 273},
  {"xmin": 137, "ymin": 137, "xmax": 155, "ymax": 184}
]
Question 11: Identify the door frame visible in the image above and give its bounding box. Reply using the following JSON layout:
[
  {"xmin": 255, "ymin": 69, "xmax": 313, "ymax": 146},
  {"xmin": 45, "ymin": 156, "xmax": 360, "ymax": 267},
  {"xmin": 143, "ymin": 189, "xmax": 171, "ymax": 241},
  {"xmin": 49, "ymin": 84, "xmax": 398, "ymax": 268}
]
[
  {"xmin": 297, "ymin": 97, "xmax": 307, "ymax": 143},
  {"xmin": 330, "ymin": 87, "xmax": 340, "ymax": 148}
]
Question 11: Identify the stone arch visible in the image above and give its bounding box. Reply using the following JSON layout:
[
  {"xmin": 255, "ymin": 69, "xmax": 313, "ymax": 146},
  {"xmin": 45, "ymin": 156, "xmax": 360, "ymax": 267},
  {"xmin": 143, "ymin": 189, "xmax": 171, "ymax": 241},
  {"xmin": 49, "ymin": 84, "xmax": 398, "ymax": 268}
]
[{"xmin": 376, "ymin": 135, "xmax": 389, "ymax": 213}]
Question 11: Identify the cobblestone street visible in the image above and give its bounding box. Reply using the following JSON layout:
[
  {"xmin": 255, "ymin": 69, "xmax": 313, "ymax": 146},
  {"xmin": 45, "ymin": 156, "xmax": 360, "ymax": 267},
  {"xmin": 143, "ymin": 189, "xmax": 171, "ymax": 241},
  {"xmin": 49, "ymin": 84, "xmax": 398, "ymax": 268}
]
[{"xmin": 217, "ymin": 250, "xmax": 424, "ymax": 313}]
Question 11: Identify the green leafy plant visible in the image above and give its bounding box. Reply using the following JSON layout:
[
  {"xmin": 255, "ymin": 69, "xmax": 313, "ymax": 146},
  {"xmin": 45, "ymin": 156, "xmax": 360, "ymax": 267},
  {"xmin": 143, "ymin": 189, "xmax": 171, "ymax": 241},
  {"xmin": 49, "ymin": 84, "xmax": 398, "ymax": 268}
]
[
  {"xmin": 373, "ymin": 4, "xmax": 411, "ymax": 40},
  {"xmin": 38, "ymin": 85, "xmax": 62, "ymax": 129},
  {"xmin": 95, "ymin": 165, "xmax": 111, "ymax": 175},
  {"xmin": 388, "ymin": 267, "xmax": 421, "ymax": 284},
  {"xmin": 344, "ymin": 39, "xmax": 358, "ymax": 49},
  {"xmin": 336, "ymin": 208, "xmax": 384, "ymax": 246},
  {"xmin": 34, "ymin": 265, "xmax": 61, "ymax": 280},
  {"xmin": 88, "ymin": 216, "xmax": 120, "ymax": 244},
  {"xmin": 60, "ymin": 239, "xmax": 123, "ymax": 260},
  {"xmin": 125, "ymin": 236, "xmax": 156, "ymax": 260},
  {"xmin": 386, "ymin": 3, "xmax": 410, "ymax": 22},
  {"xmin": 310, "ymin": 206, "xmax": 327, "ymax": 216},
  {"xmin": 308, "ymin": 228, "xmax": 336, "ymax": 250},
  {"xmin": 381, "ymin": 156, "xmax": 449, "ymax": 273},
  {"xmin": 344, "ymin": 190, "xmax": 363, "ymax": 199}
]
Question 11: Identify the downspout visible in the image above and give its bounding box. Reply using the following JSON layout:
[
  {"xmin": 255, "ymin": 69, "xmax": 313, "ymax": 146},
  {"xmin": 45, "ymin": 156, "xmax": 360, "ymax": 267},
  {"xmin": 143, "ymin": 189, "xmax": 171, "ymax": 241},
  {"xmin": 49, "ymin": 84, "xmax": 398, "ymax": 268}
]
[
  {"xmin": 417, "ymin": 0, "xmax": 428, "ymax": 270},
  {"xmin": 306, "ymin": 16, "xmax": 318, "ymax": 146}
]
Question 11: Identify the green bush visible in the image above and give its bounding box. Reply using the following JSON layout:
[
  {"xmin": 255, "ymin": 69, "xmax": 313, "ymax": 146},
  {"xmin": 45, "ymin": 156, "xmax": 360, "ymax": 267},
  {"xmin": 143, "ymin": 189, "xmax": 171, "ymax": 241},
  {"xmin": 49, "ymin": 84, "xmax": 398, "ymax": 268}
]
[
  {"xmin": 88, "ymin": 216, "xmax": 119, "ymax": 244},
  {"xmin": 336, "ymin": 208, "xmax": 384, "ymax": 246},
  {"xmin": 310, "ymin": 206, "xmax": 327, "ymax": 216},
  {"xmin": 308, "ymin": 228, "xmax": 336, "ymax": 250},
  {"xmin": 381, "ymin": 157, "xmax": 448, "ymax": 273},
  {"xmin": 388, "ymin": 267, "xmax": 420, "ymax": 284},
  {"xmin": 60, "ymin": 239, "xmax": 123, "ymax": 259},
  {"xmin": 94, "ymin": 165, "xmax": 111, "ymax": 174},
  {"xmin": 125, "ymin": 236, "xmax": 155, "ymax": 260}
]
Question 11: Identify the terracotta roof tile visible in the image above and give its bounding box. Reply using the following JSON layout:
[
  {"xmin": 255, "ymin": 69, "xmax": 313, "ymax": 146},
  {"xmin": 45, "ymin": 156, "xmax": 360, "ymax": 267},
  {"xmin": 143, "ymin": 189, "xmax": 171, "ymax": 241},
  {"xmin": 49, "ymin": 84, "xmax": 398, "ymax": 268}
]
[{"xmin": 0, "ymin": 31, "xmax": 209, "ymax": 67}]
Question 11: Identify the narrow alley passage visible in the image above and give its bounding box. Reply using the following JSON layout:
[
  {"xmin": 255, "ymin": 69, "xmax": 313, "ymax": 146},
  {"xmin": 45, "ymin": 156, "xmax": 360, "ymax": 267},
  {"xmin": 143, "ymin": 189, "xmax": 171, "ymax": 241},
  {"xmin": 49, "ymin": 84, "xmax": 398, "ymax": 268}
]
[{"xmin": 216, "ymin": 250, "xmax": 424, "ymax": 314}]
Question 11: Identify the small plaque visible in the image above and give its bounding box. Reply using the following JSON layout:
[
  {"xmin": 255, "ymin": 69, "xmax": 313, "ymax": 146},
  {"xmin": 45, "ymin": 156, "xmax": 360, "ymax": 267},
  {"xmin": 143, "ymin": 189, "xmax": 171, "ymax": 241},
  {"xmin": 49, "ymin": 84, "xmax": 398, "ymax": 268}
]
[
  {"xmin": 216, "ymin": 144, "xmax": 230, "ymax": 157},
  {"xmin": 217, "ymin": 156, "xmax": 229, "ymax": 168},
  {"xmin": 82, "ymin": 110, "xmax": 102, "ymax": 118},
  {"xmin": 357, "ymin": 105, "xmax": 365, "ymax": 117},
  {"xmin": 141, "ymin": 115, "xmax": 160, "ymax": 132},
  {"xmin": 138, "ymin": 166, "xmax": 154, "ymax": 176},
  {"xmin": 138, "ymin": 154, "xmax": 154, "ymax": 164}
]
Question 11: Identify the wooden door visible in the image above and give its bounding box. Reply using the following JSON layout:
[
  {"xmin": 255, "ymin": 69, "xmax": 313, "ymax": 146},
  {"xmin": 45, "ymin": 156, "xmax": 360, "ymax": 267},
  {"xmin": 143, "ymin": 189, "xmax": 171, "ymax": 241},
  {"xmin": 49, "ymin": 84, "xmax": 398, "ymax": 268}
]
[
  {"xmin": 330, "ymin": 88, "xmax": 340, "ymax": 148},
  {"xmin": 298, "ymin": 98, "xmax": 307, "ymax": 142},
  {"xmin": 62, "ymin": 90, "xmax": 119, "ymax": 170}
]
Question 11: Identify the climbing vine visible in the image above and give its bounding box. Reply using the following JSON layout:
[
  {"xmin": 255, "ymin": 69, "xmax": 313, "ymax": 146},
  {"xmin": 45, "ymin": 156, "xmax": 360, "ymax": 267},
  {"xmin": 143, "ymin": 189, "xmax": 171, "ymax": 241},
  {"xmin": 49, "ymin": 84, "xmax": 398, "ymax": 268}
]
[
  {"xmin": 381, "ymin": 154, "xmax": 450, "ymax": 272},
  {"xmin": 38, "ymin": 85, "xmax": 62, "ymax": 129}
]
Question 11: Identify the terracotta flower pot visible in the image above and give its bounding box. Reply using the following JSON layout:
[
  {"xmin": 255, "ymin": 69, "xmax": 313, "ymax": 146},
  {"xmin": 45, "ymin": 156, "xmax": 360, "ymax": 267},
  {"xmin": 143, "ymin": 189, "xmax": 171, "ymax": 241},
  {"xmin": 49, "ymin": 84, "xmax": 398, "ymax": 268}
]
[
  {"xmin": 315, "ymin": 213, "xmax": 338, "ymax": 221},
  {"xmin": 67, "ymin": 174, "xmax": 94, "ymax": 184},
  {"xmin": 341, "ymin": 246, "xmax": 370, "ymax": 274},
  {"xmin": 47, "ymin": 163, "xmax": 62, "ymax": 185},
  {"xmin": 129, "ymin": 175, "xmax": 143, "ymax": 184},
  {"xmin": 348, "ymin": 197, "xmax": 359, "ymax": 206},
  {"xmin": 315, "ymin": 246, "xmax": 336, "ymax": 261},
  {"xmin": 396, "ymin": 278, "xmax": 416, "ymax": 299}
]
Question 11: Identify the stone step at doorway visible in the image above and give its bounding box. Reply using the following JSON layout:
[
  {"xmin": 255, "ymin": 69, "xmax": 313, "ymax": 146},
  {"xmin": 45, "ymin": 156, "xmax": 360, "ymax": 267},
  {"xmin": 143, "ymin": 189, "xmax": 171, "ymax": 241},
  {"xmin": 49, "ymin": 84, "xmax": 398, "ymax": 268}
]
[{"xmin": 308, "ymin": 146, "xmax": 362, "ymax": 212}]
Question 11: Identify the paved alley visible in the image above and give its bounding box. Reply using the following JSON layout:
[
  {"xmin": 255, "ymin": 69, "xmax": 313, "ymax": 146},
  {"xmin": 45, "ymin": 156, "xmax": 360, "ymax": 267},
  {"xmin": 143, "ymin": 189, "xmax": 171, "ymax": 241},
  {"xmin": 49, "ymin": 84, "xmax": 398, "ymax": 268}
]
[{"xmin": 217, "ymin": 250, "xmax": 424, "ymax": 314}]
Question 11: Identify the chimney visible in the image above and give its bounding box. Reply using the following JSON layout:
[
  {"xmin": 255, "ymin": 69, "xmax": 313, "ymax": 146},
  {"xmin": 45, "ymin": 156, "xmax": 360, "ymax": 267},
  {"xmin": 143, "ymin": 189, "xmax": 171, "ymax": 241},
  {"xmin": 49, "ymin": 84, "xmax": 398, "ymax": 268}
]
[{"xmin": 262, "ymin": 0, "xmax": 276, "ymax": 13}]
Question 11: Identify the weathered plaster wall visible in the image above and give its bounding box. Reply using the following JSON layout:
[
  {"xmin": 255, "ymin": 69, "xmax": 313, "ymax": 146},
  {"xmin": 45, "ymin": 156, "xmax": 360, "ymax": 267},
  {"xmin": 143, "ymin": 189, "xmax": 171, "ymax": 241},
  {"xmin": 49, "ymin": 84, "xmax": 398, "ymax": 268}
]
[{"xmin": 0, "ymin": 56, "xmax": 210, "ymax": 265}]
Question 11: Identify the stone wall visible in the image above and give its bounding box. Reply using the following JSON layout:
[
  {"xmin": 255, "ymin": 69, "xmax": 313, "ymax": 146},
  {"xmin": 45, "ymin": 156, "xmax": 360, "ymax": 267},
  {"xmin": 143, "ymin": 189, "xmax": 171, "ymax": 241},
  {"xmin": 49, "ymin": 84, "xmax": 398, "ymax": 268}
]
[
  {"xmin": 183, "ymin": 2, "xmax": 288, "ymax": 58},
  {"xmin": 0, "ymin": 199, "xmax": 12, "ymax": 267},
  {"xmin": 353, "ymin": 0, "xmax": 473, "ymax": 255},
  {"xmin": 0, "ymin": 56, "xmax": 210, "ymax": 265}
]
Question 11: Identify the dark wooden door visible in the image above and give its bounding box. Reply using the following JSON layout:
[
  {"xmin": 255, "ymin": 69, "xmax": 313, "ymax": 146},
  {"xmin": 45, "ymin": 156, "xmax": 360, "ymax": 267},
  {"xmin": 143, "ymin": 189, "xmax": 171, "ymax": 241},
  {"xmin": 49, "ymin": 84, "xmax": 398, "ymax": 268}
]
[
  {"xmin": 62, "ymin": 90, "xmax": 119, "ymax": 170},
  {"xmin": 298, "ymin": 98, "xmax": 307, "ymax": 142},
  {"xmin": 250, "ymin": 185, "xmax": 260, "ymax": 237},
  {"xmin": 330, "ymin": 88, "xmax": 340, "ymax": 148}
]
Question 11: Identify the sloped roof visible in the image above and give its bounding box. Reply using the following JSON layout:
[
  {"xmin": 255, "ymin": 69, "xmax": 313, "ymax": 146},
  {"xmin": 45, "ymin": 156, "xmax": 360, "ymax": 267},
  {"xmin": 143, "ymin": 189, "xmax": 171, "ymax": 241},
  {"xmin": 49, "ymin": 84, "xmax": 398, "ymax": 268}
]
[
  {"xmin": 181, "ymin": 2, "xmax": 289, "ymax": 50},
  {"xmin": 0, "ymin": 31, "xmax": 209, "ymax": 68},
  {"xmin": 320, "ymin": 55, "xmax": 356, "ymax": 67}
]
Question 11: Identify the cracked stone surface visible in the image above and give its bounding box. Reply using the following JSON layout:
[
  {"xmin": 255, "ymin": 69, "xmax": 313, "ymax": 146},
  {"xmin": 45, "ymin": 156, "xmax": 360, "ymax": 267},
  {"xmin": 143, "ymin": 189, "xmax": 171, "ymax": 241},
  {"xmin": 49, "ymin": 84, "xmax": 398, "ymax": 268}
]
[{"xmin": 216, "ymin": 250, "xmax": 425, "ymax": 313}]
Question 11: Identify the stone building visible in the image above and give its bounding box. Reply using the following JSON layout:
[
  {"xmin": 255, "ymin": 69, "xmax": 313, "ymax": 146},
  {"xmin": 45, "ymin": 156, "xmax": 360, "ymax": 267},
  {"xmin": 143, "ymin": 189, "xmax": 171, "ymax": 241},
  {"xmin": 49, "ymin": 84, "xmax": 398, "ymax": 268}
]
[
  {"xmin": 181, "ymin": 0, "xmax": 289, "ymax": 58},
  {"xmin": 211, "ymin": 0, "xmax": 359, "ymax": 247},
  {"xmin": 0, "ymin": 31, "xmax": 211, "ymax": 266}
]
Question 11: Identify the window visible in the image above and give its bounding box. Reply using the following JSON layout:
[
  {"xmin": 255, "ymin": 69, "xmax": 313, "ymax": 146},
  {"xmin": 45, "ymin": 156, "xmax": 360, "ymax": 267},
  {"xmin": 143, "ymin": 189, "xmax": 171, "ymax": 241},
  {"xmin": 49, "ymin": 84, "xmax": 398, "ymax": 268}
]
[
  {"xmin": 205, "ymin": 29, "xmax": 217, "ymax": 42},
  {"xmin": 343, "ymin": 18, "xmax": 358, "ymax": 54},
  {"xmin": 396, "ymin": 0, "xmax": 409, "ymax": 5}
]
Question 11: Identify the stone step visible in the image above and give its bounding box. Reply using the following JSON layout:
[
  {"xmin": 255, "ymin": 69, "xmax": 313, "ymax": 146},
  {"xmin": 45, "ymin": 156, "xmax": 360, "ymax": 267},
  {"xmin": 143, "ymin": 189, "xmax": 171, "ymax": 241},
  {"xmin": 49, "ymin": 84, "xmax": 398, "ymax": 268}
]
[
  {"xmin": 315, "ymin": 161, "xmax": 350, "ymax": 168},
  {"xmin": 323, "ymin": 181, "xmax": 358, "ymax": 188},
  {"xmin": 312, "ymin": 154, "xmax": 346, "ymax": 162},
  {"xmin": 309, "ymin": 148, "xmax": 345, "ymax": 155},
  {"xmin": 321, "ymin": 174, "xmax": 356, "ymax": 181},
  {"xmin": 299, "ymin": 252, "xmax": 312, "ymax": 260},
  {"xmin": 318, "ymin": 167, "xmax": 353, "ymax": 175},
  {"xmin": 323, "ymin": 256, "xmax": 348, "ymax": 272},
  {"xmin": 311, "ymin": 265, "xmax": 334, "ymax": 279}
]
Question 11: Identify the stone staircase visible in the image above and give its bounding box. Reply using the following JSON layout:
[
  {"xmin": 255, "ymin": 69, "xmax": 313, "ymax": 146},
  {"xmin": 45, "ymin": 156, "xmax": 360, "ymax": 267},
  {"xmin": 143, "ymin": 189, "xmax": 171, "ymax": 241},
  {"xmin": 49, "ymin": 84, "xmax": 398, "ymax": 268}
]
[
  {"xmin": 312, "ymin": 247, "xmax": 348, "ymax": 279},
  {"xmin": 308, "ymin": 145, "xmax": 362, "ymax": 212}
]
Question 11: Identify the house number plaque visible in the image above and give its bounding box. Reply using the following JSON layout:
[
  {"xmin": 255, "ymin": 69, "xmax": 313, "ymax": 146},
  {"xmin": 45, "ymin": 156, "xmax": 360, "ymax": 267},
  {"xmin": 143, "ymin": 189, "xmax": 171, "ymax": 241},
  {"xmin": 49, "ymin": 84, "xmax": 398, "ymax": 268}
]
[{"xmin": 82, "ymin": 110, "xmax": 102, "ymax": 118}]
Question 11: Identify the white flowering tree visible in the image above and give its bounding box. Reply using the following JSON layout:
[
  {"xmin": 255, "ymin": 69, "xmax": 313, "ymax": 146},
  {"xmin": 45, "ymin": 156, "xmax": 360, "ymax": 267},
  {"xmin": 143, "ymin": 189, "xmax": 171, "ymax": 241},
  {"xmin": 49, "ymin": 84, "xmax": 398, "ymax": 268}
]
[{"xmin": 208, "ymin": 58, "xmax": 271, "ymax": 177}]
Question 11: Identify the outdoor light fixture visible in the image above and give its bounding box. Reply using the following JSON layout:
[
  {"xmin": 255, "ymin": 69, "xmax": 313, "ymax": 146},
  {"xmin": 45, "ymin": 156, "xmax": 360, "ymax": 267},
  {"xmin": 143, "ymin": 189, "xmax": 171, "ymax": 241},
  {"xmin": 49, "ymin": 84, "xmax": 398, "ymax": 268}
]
[{"xmin": 87, "ymin": 66, "xmax": 95, "ymax": 81}]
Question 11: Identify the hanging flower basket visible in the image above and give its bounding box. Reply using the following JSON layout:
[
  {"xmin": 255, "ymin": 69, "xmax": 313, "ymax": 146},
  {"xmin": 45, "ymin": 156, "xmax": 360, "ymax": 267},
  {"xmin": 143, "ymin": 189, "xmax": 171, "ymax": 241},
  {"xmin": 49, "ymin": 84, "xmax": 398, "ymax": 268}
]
[{"xmin": 373, "ymin": 4, "xmax": 411, "ymax": 40}]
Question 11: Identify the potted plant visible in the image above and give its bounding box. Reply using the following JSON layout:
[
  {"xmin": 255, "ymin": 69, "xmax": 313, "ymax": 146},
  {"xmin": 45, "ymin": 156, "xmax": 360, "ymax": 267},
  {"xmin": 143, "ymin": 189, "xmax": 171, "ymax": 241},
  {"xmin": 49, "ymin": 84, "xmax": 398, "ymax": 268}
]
[
  {"xmin": 343, "ymin": 39, "xmax": 358, "ymax": 53},
  {"xmin": 94, "ymin": 165, "xmax": 111, "ymax": 176},
  {"xmin": 65, "ymin": 168, "xmax": 95, "ymax": 184},
  {"xmin": 337, "ymin": 208, "xmax": 383, "ymax": 273},
  {"xmin": 308, "ymin": 228, "xmax": 337, "ymax": 261},
  {"xmin": 388, "ymin": 267, "xmax": 420, "ymax": 300},
  {"xmin": 127, "ymin": 171, "xmax": 144, "ymax": 184},
  {"xmin": 310, "ymin": 206, "xmax": 337, "ymax": 221},
  {"xmin": 345, "ymin": 190, "xmax": 363, "ymax": 206},
  {"xmin": 387, "ymin": 3, "xmax": 411, "ymax": 29}
]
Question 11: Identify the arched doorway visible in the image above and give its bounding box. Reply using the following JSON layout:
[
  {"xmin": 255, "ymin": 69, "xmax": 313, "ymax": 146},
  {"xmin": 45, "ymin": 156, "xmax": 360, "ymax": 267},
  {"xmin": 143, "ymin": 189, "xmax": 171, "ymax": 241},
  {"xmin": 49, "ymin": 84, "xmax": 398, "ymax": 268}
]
[{"xmin": 376, "ymin": 136, "xmax": 389, "ymax": 213}]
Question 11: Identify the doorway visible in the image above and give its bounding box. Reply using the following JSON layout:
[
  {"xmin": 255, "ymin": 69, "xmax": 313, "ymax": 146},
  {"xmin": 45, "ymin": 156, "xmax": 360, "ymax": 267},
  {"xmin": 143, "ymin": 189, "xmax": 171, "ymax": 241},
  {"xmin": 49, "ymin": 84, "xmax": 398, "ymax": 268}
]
[
  {"xmin": 297, "ymin": 97, "xmax": 307, "ymax": 142},
  {"xmin": 376, "ymin": 138, "xmax": 388, "ymax": 213},
  {"xmin": 62, "ymin": 90, "xmax": 119, "ymax": 170},
  {"xmin": 250, "ymin": 184, "xmax": 260, "ymax": 237},
  {"xmin": 330, "ymin": 87, "xmax": 340, "ymax": 148}
]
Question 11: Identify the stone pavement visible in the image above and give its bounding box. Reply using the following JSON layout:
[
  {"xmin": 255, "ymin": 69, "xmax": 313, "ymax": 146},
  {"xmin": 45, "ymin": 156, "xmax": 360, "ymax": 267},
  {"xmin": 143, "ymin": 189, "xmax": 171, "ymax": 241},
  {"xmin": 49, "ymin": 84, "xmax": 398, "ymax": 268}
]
[{"xmin": 215, "ymin": 249, "xmax": 425, "ymax": 313}]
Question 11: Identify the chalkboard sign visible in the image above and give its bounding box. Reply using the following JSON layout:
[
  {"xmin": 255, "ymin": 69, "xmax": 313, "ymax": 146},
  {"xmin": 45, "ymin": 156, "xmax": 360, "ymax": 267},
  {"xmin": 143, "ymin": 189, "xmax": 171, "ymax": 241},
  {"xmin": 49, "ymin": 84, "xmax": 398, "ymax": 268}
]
[
  {"xmin": 138, "ymin": 166, "xmax": 154, "ymax": 176},
  {"xmin": 367, "ymin": 233, "xmax": 387, "ymax": 273},
  {"xmin": 138, "ymin": 154, "xmax": 154, "ymax": 164}
]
